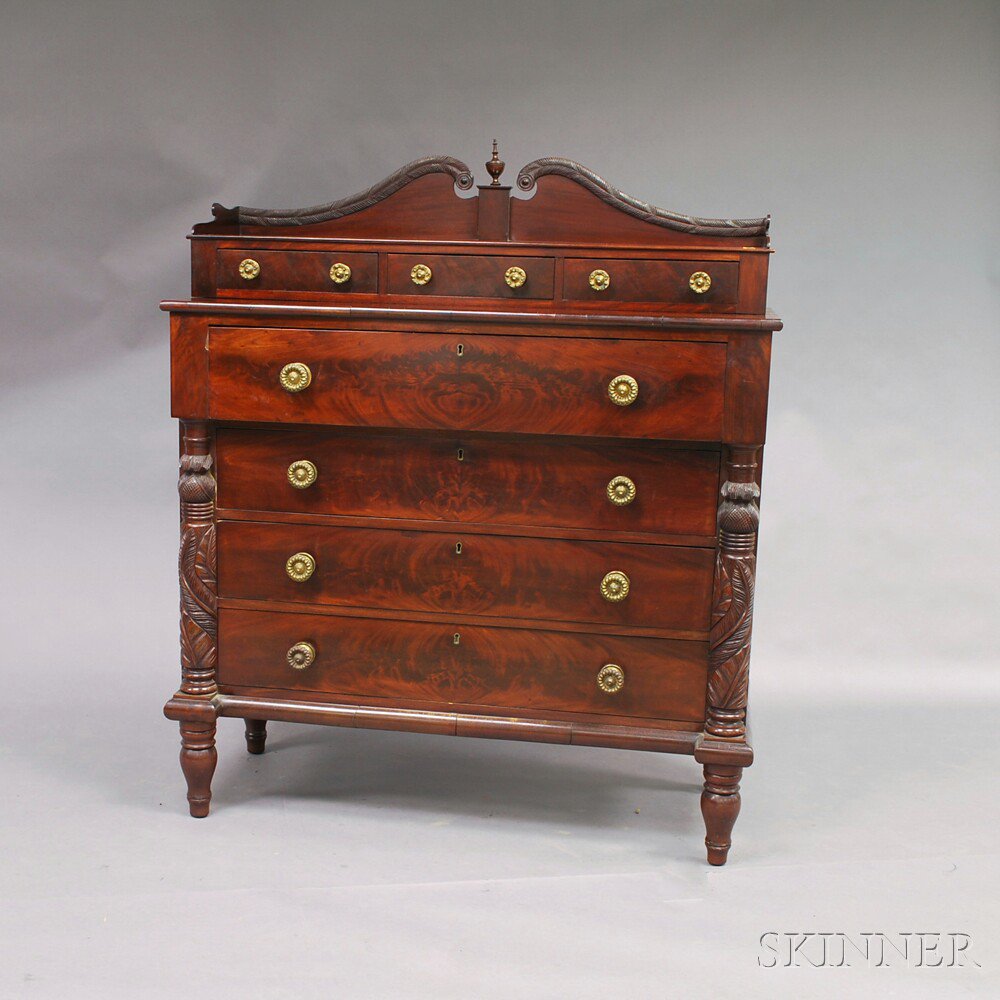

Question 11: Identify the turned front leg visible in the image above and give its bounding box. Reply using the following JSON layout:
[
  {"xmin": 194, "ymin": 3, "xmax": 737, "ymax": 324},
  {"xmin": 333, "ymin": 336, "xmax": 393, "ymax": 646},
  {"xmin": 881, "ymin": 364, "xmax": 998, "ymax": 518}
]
[
  {"xmin": 180, "ymin": 721, "xmax": 217, "ymax": 818},
  {"xmin": 701, "ymin": 764, "xmax": 742, "ymax": 865},
  {"xmin": 167, "ymin": 421, "xmax": 220, "ymax": 817},
  {"xmin": 245, "ymin": 719, "xmax": 267, "ymax": 754}
]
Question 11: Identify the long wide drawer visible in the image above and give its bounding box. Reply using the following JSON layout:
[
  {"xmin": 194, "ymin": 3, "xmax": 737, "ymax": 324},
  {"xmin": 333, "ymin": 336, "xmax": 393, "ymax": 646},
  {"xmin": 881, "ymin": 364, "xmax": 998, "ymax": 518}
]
[
  {"xmin": 216, "ymin": 427, "xmax": 721, "ymax": 538},
  {"xmin": 207, "ymin": 328, "xmax": 726, "ymax": 442},
  {"xmin": 218, "ymin": 607, "xmax": 708, "ymax": 722},
  {"xmin": 218, "ymin": 521, "xmax": 714, "ymax": 631}
]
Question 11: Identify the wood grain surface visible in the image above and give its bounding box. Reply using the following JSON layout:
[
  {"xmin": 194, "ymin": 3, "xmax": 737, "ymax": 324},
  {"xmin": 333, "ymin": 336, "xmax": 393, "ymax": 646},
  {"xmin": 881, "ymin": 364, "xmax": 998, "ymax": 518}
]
[
  {"xmin": 387, "ymin": 253, "xmax": 555, "ymax": 299},
  {"xmin": 215, "ymin": 426, "xmax": 720, "ymax": 536},
  {"xmin": 217, "ymin": 607, "xmax": 708, "ymax": 722},
  {"xmin": 217, "ymin": 520, "xmax": 714, "ymax": 630},
  {"xmin": 563, "ymin": 257, "xmax": 739, "ymax": 306},
  {"xmin": 216, "ymin": 249, "xmax": 378, "ymax": 294},
  {"xmin": 208, "ymin": 328, "xmax": 726, "ymax": 441}
]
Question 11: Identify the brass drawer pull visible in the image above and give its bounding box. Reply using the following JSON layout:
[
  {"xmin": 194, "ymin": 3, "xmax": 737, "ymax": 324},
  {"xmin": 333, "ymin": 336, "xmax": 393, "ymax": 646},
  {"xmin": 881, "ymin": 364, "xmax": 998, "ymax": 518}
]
[
  {"xmin": 589, "ymin": 268, "xmax": 610, "ymax": 291},
  {"xmin": 608, "ymin": 374, "xmax": 639, "ymax": 407},
  {"xmin": 238, "ymin": 258, "xmax": 261, "ymax": 280},
  {"xmin": 607, "ymin": 476, "xmax": 636, "ymax": 506},
  {"xmin": 689, "ymin": 270, "xmax": 712, "ymax": 294},
  {"xmin": 287, "ymin": 641, "xmax": 316, "ymax": 670},
  {"xmin": 504, "ymin": 266, "xmax": 527, "ymax": 288},
  {"xmin": 279, "ymin": 362, "xmax": 312, "ymax": 393},
  {"xmin": 285, "ymin": 552, "xmax": 316, "ymax": 583},
  {"xmin": 329, "ymin": 262, "xmax": 352, "ymax": 284},
  {"xmin": 597, "ymin": 663, "xmax": 625, "ymax": 694},
  {"xmin": 600, "ymin": 570, "xmax": 630, "ymax": 603},
  {"xmin": 410, "ymin": 263, "xmax": 433, "ymax": 286},
  {"xmin": 287, "ymin": 460, "xmax": 318, "ymax": 489}
]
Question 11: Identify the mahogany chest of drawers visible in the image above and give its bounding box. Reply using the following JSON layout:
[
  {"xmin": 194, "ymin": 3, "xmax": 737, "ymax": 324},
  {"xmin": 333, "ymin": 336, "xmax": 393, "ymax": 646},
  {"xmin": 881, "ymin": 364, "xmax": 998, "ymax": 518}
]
[{"xmin": 163, "ymin": 145, "xmax": 780, "ymax": 864}]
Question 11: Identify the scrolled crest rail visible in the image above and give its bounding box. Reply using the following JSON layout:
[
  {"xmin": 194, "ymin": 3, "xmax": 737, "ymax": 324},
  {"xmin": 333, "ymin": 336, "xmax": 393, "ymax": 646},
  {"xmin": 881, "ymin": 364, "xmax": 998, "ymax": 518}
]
[
  {"xmin": 212, "ymin": 155, "xmax": 474, "ymax": 227},
  {"xmin": 516, "ymin": 156, "xmax": 770, "ymax": 238}
]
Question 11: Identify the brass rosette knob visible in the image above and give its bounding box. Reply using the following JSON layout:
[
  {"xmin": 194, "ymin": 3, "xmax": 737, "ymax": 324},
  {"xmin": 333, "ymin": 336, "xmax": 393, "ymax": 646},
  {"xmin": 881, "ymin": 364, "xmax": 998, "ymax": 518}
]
[
  {"xmin": 286, "ymin": 641, "xmax": 316, "ymax": 670},
  {"xmin": 597, "ymin": 663, "xmax": 625, "ymax": 694},
  {"xmin": 504, "ymin": 266, "xmax": 527, "ymax": 289},
  {"xmin": 285, "ymin": 551, "xmax": 316, "ymax": 583},
  {"xmin": 606, "ymin": 476, "xmax": 636, "ymax": 506},
  {"xmin": 600, "ymin": 570, "xmax": 630, "ymax": 603},
  {"xmin": 287, "ymin": 460, "xmax": 318, "ymax": 489},
  {"xmin": 689, "ymin": 271, "xmax": 712, "ymax": 294},
  {"xmin": 608, "ymin": 374, "xmax": 639, "ymax": 407},
  {"xmin": 410, "ymin": 263, "xmax": 433, "ymax": 286},
  {"xmin": 589, "ymin": 268, "xmax": 611, "ymax": 292},
  {"xmin": 279, "ymin": 362, "xmax": 312, "ymax": 393},
  {"xmin": 238, "ymin": 258, "xmax": 261, "ymax": 280},
  {"xmin": 329, "ymin": 262, "xmax": 352, "ymax": 284}
]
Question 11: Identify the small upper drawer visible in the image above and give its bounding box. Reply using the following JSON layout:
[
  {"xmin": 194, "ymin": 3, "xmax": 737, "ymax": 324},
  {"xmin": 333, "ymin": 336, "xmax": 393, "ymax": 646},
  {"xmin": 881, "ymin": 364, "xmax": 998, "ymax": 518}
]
[
  {"xmin": 564, "ymin": 258, "xmax": 739, "ymax": 305},
  {"xmin": 387, "ymin": 254, "xmax": 555, "ymax": 299},
  {"xmin": 217, "ymin": 249, "xmax": 378, "ymax": 294}
]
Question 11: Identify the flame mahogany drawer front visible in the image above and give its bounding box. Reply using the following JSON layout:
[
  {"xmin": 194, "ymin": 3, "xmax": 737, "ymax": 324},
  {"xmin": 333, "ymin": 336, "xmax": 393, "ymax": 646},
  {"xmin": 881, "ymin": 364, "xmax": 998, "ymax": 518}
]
[
  {"xmin": 386, "ymin": 254, "xmax": 556, "ymax": 299},
  {"xmin": 218, "ymin": 609, "xmax": 709, "ymax": 723},
  {"xmin": 216, "ymin": 249, "xmax": 379, "ymax": 294},
  {"xmin": 218, "ymin": 520, "xmax": 715, "ymax": 632},
  {"xmin": 207, "ymin": 328, "xmax": 726, "ymax": 442},
  {"xmin": 215, "ymin": 427, "xmax": 721, "ymax": 538},
  {"xmin": 167, "ymin": 148, "xmax": 780, "ymax": 865},
  {"xmin": 563, "ymin": 258, "xmax": 740, "ymax": 306}
]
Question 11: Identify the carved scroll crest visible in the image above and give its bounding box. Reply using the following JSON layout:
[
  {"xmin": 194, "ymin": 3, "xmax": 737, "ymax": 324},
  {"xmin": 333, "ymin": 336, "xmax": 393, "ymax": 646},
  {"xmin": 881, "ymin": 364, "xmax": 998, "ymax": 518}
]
[
  {"xmin": 212, "ymin": 155, "xmax": 474, "ymax": 227},
  {"xmin": 516, "ymin": 157, "xmax": 769, "ymax": 238}
]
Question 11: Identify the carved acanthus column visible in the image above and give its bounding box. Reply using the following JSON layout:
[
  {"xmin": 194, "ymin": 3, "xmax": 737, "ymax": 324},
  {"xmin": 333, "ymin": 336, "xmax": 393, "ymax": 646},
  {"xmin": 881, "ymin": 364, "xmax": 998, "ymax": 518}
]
[
  {"xmin": 707, "ymin": 447, "xmax": 760, "ymax": 740},
  {"xmin": 178, "ymin": 423, "xmax": 218, "ymax": 699},
  {"xmin": 170, "ymin": 421, "xmax": 218, "ymax": 816}
]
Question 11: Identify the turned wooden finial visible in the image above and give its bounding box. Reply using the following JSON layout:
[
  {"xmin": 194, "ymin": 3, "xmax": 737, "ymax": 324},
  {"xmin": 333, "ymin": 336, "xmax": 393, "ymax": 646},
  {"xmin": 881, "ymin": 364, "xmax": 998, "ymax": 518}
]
[{"xmin": 486, "ymin": 139, "xmax": 505, "ymax": 185}]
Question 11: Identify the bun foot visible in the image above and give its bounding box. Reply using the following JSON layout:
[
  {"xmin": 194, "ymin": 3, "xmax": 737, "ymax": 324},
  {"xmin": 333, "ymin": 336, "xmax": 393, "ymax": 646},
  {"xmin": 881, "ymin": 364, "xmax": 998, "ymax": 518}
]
[{"xmin": 700, "ymin": 764, "xmax": 742, "ymax": 866}]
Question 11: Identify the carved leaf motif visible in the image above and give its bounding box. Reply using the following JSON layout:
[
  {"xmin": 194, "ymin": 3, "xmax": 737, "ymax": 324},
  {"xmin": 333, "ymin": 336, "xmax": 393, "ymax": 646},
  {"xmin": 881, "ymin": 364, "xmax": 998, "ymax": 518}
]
[
  {"xmin": 196, "ymin": 524, "xmax": 217, "ymax": 592},
  {"xmin": 179, "ymin": 524, "xmax": 217, "ymax": 640},
  {"xmin": 712, "ymin": 552, "xmax": 733, "ymax": 624},
  {"xmin": 180, "ymin": 619, "xmax": 217, "ymax": 676},
  {"xmin": 708, "ymin": 555, "xmax": 754, "ymax": 711}
]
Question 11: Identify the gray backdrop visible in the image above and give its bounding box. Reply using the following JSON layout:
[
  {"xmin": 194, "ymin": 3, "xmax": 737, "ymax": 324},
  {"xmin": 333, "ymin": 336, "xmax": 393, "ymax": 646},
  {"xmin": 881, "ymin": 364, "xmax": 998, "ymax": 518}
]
[{"xmin": 2, "ymin": 2, "xmax": 997, "ymax": 997}]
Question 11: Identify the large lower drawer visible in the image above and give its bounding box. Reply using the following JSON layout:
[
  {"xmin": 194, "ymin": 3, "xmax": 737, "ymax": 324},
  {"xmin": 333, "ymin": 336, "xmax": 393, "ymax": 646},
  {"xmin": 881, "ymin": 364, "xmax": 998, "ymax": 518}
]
[
  {"xmin": 216, "ymin": 427, "xmax": 720, "ymax": 538},
  {"xmin": 207, "ymin": 328, "xmax": 726, "ymax": 442},
  {"xmin": 218, "ymin": 520, "xmax": 714, "ymax": 632},
  {"xmin": 218, "ymin": 608, "xmax": 708, "ymax": 722}
]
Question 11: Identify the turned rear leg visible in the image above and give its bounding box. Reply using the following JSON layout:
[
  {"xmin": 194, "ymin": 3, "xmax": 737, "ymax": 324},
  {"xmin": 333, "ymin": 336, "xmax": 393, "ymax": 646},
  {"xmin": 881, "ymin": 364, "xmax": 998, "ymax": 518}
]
[
  {"xmin": 179, "ymin": 721, "xmax": 217, "ymax": 818},
  {"xmin": 245, "ymin": 719, "xmax": 267, "ymax": 755},
  {"xmin": 700, "ymin": 764, "xmax": 742, "ymax": 865}
]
